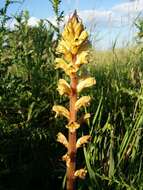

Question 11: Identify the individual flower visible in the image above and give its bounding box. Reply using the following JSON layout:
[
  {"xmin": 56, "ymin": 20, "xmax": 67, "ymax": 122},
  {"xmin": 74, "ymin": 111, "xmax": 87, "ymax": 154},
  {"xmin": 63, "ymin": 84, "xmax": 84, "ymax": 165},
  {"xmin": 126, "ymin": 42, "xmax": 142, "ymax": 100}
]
[
  {"xmin": 77, "ymin": 77, "xmax": 96, "ymax": 93},
  {"xmin": 74, "ymin": 169, "xmax": 87, "ymax": 179},
  {"xmin": 76, "ymin": 135, "xmax": 91, "ymax": 149},
  {"xmin": 75, "ymin": 31, "xmax": 88, "ymax": 46},
  {"xmin": 66, "ymin": 122, "xmax": 80, "ymax": 133},
  {"xmin": 57, "ymin": 132, "xmax": 69, "ymax": 149},
  {"xmin": 62, "ymin": 153, "xmax": 71, "ymax": 168},
  {"xmin": 75, "ymin": 96, "xmax": 91, "ymax": 111},
  {"xmin": 52, "ymin": 105, "xmax": 70, "ymax": 119},
  {"xmin": 55, "ymin": 58, "xmax": 76, "ymax": 76},
  {"xmin": 75, "ymin": 51, "xmax": 89, "ymax": 69},
  {"xmin": 55, "ymin": 58, "xmax": 69, "ymax": 70},
  {"xmin": 57, "ymin": 79, "xmax": 71, "ymax": 96}
]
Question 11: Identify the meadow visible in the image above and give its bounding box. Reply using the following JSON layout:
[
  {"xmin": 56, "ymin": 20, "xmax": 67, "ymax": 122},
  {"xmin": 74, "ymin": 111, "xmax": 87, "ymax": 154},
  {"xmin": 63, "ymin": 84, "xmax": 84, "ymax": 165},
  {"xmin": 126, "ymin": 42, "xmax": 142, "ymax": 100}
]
[{"xmin": 0, "ymin": 1, "xmax": 143, "ymax": 190}]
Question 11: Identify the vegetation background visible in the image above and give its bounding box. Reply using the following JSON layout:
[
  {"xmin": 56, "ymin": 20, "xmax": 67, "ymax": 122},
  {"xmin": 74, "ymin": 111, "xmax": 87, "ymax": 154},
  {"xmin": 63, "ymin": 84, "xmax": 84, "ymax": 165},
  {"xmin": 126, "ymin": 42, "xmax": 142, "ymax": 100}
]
[{"xmin": 0, "ymin": 0, "xmax": 143, "ymax": 189}]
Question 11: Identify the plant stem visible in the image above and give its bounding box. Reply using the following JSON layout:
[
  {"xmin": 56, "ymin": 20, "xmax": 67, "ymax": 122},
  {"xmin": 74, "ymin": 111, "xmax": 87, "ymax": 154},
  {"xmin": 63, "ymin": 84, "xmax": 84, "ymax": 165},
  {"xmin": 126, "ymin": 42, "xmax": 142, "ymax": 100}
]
[{"xmin": 67, "ymin": 64, "xmax": 78, "ymax": 190}]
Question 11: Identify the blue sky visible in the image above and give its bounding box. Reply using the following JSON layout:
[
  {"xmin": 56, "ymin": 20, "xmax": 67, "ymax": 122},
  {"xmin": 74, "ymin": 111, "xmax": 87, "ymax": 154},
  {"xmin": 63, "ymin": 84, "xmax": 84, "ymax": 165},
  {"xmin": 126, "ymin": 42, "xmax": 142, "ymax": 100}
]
[
  {"xmin": 1, "ymin": 0, "xmax": 124, "ymax": 18},
  {"xmin": 1, "ymin": 0, "xmax": 143, "ymax": 49}
]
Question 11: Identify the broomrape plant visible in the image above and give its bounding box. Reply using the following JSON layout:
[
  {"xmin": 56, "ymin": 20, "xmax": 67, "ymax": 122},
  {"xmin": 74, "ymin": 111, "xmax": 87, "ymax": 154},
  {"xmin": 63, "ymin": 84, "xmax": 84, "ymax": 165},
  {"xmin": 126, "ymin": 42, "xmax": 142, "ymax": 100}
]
[{"xmin": 52, "ymin": 11, "xmax": 96, "ymax": 190}]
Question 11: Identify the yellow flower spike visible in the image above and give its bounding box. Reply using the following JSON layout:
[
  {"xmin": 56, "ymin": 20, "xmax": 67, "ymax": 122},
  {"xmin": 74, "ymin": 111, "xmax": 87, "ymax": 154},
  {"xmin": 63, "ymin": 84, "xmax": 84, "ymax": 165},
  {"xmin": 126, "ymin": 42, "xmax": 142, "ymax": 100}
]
[
  {"xmin": 57, "ymin": 79, "xmax": 71, "ymax": 96},
  {"xmin": 52, "ymin": 105, "xmax": 70, "ymax": 119},
  {"xmin": 74, "ymin": 169, "xmax": 87, "ymax": 179},
  {"xmin": 75, "ymin": 51, "xmax": 89, "ymax": 69},
  {"xmin": 76, "ymin": 135, "xmax": 91, "ymax": 149},
  {"xmin": 53, "ymin": 11, "xmax": 93, "ymax": 189},
  {"xmin": 57, "ymin": 11, "xmax": 88, "ymax": 56},
  {"xmin": 66, "ymin": 122, "xmax": 80, "ymax": 133},
  {"xmin": 62, "ymin": 153, "xmax": 71, "ymax": 168},
  {"xmin": 77, "ymin": 77, "xmax": 96, "ymax": 93},
  {"xmin": 75, "ymin": 96, "xmax": 91, "ymax": 111},
  {"xmin": 57, "ymin": 132, "xmax": 69, "ymax": 149}
]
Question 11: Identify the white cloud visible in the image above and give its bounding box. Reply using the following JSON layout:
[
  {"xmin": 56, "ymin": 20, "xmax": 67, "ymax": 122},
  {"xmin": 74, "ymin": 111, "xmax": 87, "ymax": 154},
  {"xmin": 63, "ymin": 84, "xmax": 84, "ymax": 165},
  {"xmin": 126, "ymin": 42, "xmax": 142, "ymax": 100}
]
[
  {"xmin": 6, "ymin": 17, "xmax": 40, "ymax": 29},
  {"xmin": 112, "ymin": 0, "xmax": 143, "ymax": 13},
  {"xmin": 78, "ymin": 10, "xmax": 112, "ymax": 23},
  {"xmin": 76, "ymin": 0, "xmax": 143, "ymax": 26}
]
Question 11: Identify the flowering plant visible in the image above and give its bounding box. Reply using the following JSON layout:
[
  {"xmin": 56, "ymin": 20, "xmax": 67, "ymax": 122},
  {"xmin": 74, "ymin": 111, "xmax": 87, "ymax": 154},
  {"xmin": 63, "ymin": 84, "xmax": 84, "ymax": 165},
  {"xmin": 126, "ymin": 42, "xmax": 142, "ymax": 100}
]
[{"xmin": 52, "ymin": 11, "xmax": 96, "ymax": 190}]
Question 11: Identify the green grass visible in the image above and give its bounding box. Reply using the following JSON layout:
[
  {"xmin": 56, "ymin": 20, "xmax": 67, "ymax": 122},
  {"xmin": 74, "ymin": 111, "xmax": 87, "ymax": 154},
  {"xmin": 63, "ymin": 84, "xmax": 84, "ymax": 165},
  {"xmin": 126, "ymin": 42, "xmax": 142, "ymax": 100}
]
[{"xmin": 79, "ymin": 47, "xmax": 143, "ymax": 190}]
